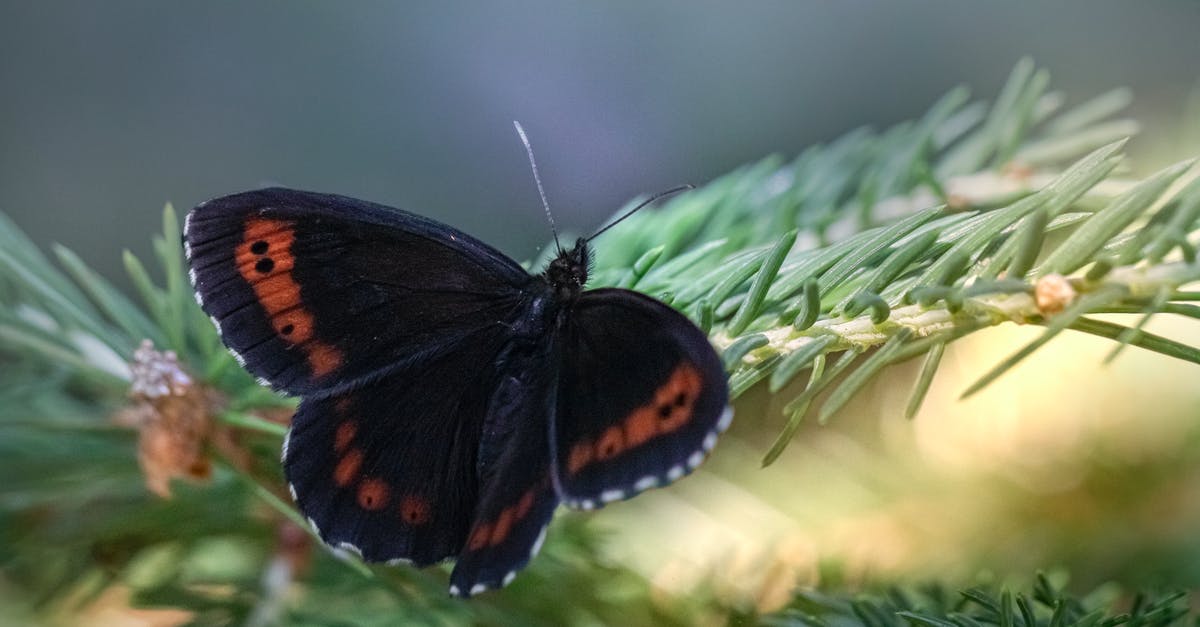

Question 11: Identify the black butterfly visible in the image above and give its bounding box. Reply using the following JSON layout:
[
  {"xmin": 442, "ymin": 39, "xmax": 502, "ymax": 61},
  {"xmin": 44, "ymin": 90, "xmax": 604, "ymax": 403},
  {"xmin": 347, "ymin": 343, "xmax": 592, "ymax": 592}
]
[{"xmin": 184, "ymin": 187, "xmax": 731, "ymax": 596}]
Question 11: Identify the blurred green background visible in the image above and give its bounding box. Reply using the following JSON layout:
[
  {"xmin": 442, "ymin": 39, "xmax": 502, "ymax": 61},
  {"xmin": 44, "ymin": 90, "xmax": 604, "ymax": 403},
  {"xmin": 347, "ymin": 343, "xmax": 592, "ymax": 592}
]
[
  {"xmin": 3, "ymin": 2, "xmax": 1200, "ymax": 626},
  {"xmin": 2, "ymin": 1, "xmax": 1198, "ymax": 282}
]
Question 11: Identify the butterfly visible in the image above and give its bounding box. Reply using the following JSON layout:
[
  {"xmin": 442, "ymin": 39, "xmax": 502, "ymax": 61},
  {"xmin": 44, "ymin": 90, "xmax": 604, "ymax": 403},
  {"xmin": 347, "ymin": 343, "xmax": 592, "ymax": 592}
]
[{"xmin": 184, "ymin": 185, "xmax": 731, "ymax": 597}]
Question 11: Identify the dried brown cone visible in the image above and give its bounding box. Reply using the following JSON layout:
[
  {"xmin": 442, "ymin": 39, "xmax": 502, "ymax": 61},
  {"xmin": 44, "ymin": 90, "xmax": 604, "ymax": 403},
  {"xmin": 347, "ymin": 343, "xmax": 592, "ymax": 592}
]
[{"xmin": 114, "ymin": 340, "xmax": 217, "ymax": 497}]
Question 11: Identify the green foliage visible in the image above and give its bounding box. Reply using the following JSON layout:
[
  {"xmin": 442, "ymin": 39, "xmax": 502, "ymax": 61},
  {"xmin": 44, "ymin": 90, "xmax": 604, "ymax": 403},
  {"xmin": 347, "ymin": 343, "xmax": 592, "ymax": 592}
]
[
  {"xmin": 758, "ymin": 574, "xmax": 1194, "ymax": 627},
  {"xmin": 1, "ymin": 60, "xmax": 1199, "ymax": 624},
  {"xmin": 584, "ymin": 60, "xmax": 1200, "ymax": 463}
]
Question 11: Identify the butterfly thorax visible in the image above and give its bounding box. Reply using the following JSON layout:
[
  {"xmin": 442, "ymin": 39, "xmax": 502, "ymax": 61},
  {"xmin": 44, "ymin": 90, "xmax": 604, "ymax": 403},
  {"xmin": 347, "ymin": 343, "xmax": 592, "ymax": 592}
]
[{"xmin": 541, "ymin": 238, "xmax": 590, "ymax": 302}]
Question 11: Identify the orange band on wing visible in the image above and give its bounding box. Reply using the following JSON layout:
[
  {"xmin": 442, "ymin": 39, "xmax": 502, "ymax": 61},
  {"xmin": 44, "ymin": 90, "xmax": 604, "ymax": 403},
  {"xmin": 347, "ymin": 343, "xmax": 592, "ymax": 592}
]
[
  {"xmin": 567, "ymin": 362, "xmax": 703, "ymax": 476},
  {"xmin": 236, "ymin": 217, "xmax": 343, "ymax": 378},
  {"xmin": 462, "ymin": 478, "xmax": 548, "ymax": 552}
]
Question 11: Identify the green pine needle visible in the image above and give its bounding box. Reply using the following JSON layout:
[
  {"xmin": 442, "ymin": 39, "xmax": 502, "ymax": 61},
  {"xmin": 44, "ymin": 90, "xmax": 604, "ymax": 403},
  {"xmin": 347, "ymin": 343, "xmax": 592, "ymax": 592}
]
[
  {"xmin": 817, "ymin": 327, "xmax": 912, "ymax": 424},
  {"xmin": 728, "ymin": 229, "xmax": 796, "ymax": 335},
  {"xmin": 762, "ymin": 353, "xmax": 828, "ymax": 467},
  {"xmin": 1069, "ymin": 317, "xmax": 1200, "ymax": 366},
  {"xmin": 1104, "ymin": 286, "xmax": 1171, "ymax": 364},
  {"xmin": 1038, "ymin": 160, "xmax": 1196, "ymax": 276},
  {"xmin": 769, "ymin": 334, "xmax": 837, "ymax": 393},
  {"xmin": 905, "ymin": 340, "xmax": 946, "ymax": 419}
]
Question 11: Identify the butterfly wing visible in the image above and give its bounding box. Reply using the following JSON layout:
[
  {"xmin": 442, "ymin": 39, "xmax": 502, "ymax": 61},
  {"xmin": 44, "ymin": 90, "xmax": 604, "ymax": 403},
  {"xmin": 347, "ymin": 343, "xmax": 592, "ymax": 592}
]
[
  {"xmin": 188, "ymin": 187, "xmax": 539, "ymax": 566},
  {"xmin": 184, "ymin": 187, "xmax": 531, "ymax": 397},
  {"xmin": 284, "ymin": 330, "xmax": 509, "ymax": 565},
  {"xmin": 552, "ymin": 288, "xmax": 731, "ymax": 509},
  {"xmin": 447, "ymin": 345, "xmax": 560, "ymax": 596}
]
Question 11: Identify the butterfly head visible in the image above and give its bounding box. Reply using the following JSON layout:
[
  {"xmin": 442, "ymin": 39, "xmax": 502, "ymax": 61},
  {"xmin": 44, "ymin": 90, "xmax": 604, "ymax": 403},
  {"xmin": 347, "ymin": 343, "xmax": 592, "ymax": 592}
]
[{"xmin": 543, "ymin": 238, "xmax": 590, "ymax": 300}]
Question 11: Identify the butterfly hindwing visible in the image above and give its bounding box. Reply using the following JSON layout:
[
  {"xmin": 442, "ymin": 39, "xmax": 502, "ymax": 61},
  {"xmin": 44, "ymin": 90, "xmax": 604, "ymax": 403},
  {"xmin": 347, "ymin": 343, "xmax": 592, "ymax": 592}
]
[
  {"xmin": 552, "ymin": 288, "xmax": 731, "ymax": 509},
  {"xmin": 449, "ymin": 345, "xmax": 560, "ymax": 597},
  {"xmin": 284, "ymin": 326, "xmax": 513, "ymax": 565},
  {"xmin": 185, "ymin": 187, "xmax": 530, "ymax": 397}
]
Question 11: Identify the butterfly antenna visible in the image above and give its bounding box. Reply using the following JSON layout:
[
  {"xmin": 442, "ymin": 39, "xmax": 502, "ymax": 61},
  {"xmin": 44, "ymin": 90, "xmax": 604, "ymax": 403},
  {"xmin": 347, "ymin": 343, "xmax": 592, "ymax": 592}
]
[
  {"xmin": 513, "ymin": 120, "xmax": 561, "ymax": 253},
  {"xmin": 585, "ymin": 184, "xmax": 694, "ymax": 243}
]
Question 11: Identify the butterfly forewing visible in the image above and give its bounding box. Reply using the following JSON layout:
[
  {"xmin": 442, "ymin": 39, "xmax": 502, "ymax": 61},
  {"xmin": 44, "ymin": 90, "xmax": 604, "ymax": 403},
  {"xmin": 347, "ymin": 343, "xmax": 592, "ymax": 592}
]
[
  {"xmin": 185, "ymin": 187, "xmax": 530, "ymax": 397},
  {"xmin": 552, "ymin": 288, "xmax": 731, "ymax": 509}
]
